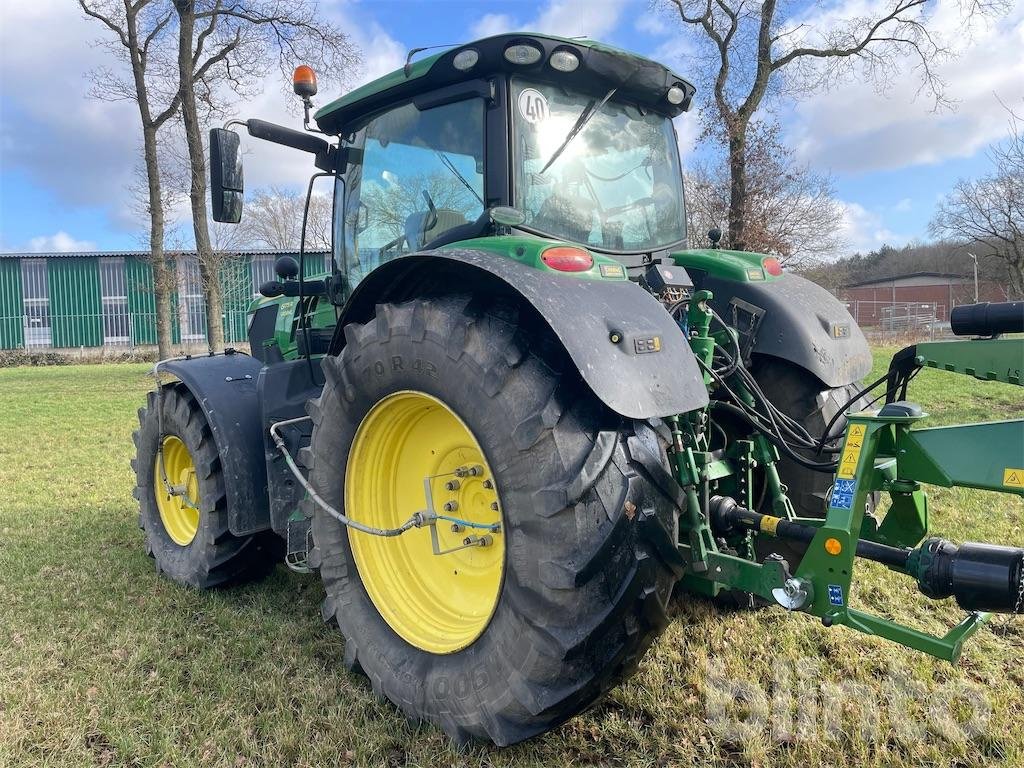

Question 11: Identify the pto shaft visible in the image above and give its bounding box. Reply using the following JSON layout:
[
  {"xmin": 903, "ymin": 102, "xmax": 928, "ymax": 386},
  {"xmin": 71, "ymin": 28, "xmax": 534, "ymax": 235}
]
[{"xmin": 709, "ymin": 495, "xmax": 1024, "ymax": 613}]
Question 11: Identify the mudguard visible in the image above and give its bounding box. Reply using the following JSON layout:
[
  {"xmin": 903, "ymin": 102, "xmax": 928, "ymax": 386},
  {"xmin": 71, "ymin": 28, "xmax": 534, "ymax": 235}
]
[
  {"xmin": 698, "ymin": 272, "xmax": 872, "ymax": 387},
  {"xmin": 159, "ymin": 353, "xmax": 271, "ymax": 536},
  {"xmin": 334, "ymin": 249, "xmax": 709, "ymax": 419}
]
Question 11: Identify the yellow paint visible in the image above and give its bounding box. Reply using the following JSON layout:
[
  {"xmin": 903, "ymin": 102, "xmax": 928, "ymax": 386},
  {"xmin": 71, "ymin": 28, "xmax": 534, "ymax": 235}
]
[
  {"xmin": 825, "ymin": 538, "xmax": 843, "ymax": 556},
  {"xmin": 837, "ymin": 424, "xmax": 866, "ymax": 480},
  {"xmin": 652, "ymin": 336, "xmax": 661, "ymax": 352},
  {"xmin": 1004, "ymin": 468, "xmax": 1024, "ymax": 489},
  {"xmin": 346, "ymin": 391, "xmax": 504, "ymax": 654},
  {"xmin": 759, "ymin": 515, "xmax": 781, "ymax": 535},
  {"xmin": 153, "ymin": 435, "xmax": 201, "ymax": 546}
]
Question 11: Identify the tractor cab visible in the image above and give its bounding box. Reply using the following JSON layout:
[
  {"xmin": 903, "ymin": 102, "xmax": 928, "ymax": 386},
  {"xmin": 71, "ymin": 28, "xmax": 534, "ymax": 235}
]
[{"xmin": 211, "ymin": 33, "xmax": 696, "ymax": 311}]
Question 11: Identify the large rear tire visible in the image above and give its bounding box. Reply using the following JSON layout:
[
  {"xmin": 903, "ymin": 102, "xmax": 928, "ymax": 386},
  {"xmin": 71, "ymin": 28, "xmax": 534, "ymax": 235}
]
[
  {"xmin": 752, "ymin": 358, "xmax": 868, "ymax": 520},
  {"xmin": 305, "ymin": 295, "xmax": 683, "ymax": 745},
  {"xmin": 132, "ymin": 386, "xmax": 279, "ymax": 589}
]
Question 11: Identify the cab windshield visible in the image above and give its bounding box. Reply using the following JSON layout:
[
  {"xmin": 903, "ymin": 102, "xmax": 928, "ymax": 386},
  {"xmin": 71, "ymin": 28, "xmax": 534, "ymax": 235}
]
[{"xmin": 512, "ymin": 80, "xmax": 686, "ymax": 253}]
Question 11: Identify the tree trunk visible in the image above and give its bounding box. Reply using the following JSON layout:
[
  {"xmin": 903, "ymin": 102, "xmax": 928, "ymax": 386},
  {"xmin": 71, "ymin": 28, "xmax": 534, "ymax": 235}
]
[
  {"xmin": 142, "ymin": 126, "xmax": 175, "ymax": 359},
  {"xmin": 175, "ymin": 0, "xmax": 224, "ymax": 353},
  {"xmin": 727, "ymin": 127, "xmax": 748, "ymax": 252}
]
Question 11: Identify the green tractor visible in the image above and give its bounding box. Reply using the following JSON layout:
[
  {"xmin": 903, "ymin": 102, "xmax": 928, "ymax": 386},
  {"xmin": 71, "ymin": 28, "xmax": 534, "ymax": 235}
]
[{"xmin": 133, "ymin": 33, "xmax": 1024, "ymax": 745}]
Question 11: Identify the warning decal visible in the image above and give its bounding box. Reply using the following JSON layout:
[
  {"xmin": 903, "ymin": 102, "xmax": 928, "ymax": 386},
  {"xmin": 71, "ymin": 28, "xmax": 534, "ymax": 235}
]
[
  {"xmin": 830, "ymin": 478, "xmax": 857, "ymax": 510},
  {"xmin": 1004, "ymin": 468, "xmax": 1024, "ymax": 489},
  {"xmin": 837, "ymin": 424, "xmax": 866, "ymax": 480}
]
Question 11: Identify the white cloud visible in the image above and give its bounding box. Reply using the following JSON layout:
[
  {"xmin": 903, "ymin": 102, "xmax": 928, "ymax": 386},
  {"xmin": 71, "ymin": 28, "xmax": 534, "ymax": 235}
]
[
  {"xmin": 469, "ymin": 0, "xmax": 627, "ymax": 40},
  {"xmin": 27, "ymin": 231, "xmax": 97, "ymax": 253},
  {"xmin": 471, "ymin": 13, "xmax": 517, "ymax": 39},
  {"xmin": 784, "ymin": 0, "xmax": 1024, "ymax": 173},
  {"xmin": 835, "ymin": 201, "xmax": 908, "ymax": 256}
]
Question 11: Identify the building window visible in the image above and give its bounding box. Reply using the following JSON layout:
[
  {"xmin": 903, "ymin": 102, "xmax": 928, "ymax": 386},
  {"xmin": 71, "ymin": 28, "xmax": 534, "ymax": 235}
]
[
  {"xmin": 99, "ymin": 257, "xmax": 130, "ymax": 343},
  {"xmin": 21, "ymin": 258, "xmax": 51, "ymax": 347},
  {"xmin": 251, "ymin": 254, "xmax": 276, "ymax": 296},
  {"xmin": 177, "ymin": 255, "xmax": 206, "ymax": 341}
]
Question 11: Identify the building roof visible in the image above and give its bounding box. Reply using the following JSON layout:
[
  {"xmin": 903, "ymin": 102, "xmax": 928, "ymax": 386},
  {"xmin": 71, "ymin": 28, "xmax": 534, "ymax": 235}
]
[
  {"xmin": 0, "ymin": 249, "xmax": 326, "ymax": 260},
  {"xmin": 844, "ymin": 271, "xmax": 967, "ymax": 288}
]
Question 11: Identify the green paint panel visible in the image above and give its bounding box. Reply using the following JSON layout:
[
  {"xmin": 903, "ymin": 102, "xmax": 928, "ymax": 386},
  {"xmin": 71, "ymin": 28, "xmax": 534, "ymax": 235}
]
[
  {"xmin": 0, "ymin": 260, "xmax": 24, "ymax": 349},
  {"xmin": 220, "ymin": 257, "xmax": 253, "ymax": 344},
  {"xmin": 670, "ymin": 248, "xmax": 780, "ymax": 283},
  {"xmin": 48, "ymin": 258, "xmax": 102, "ymax": 347},
  {"xmin": 126, "ymin": 257, "xmax": 157, "ymax": 345}
]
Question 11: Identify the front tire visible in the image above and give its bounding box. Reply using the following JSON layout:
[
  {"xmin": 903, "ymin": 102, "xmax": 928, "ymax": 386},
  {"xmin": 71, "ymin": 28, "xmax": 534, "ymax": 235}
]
[
  {"xmin": 306, "ymin": 295, "xmax": 683, "ymax": 745},
  {"xmin": 132, "ymin": 385, "xmax": 278, "ymax": 588}
]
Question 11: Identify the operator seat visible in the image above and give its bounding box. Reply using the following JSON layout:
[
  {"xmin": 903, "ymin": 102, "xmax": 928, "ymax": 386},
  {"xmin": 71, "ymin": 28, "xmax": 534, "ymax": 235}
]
[{"xmin": 405, "ymin": 209, "xmax": 469, "ymax": 251}]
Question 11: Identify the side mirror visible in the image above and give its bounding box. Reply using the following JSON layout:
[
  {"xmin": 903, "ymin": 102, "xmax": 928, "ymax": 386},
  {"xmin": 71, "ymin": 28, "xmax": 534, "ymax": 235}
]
[{"xmin": 209, "ymin": 128, "xmax": 243, "ymax": 223}]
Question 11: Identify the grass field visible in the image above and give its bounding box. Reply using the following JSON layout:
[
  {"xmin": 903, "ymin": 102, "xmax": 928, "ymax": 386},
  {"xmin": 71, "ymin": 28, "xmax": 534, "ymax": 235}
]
[{"xmin": 1, "ymin": 350, "xmax": 1022, "ymax": 767}]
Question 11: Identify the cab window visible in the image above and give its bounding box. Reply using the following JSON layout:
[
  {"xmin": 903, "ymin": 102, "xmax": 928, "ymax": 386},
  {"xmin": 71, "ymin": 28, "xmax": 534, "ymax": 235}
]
[{"xmin": 343, "ymin": 98, "xmax": 485, "ymax": 287}]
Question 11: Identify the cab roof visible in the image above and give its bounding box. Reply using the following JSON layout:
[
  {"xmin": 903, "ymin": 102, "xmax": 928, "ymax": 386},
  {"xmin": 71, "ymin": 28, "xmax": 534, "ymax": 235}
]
[{"xmin": 314, "ymin": 33, "xmax": 695, "ymax": 135}]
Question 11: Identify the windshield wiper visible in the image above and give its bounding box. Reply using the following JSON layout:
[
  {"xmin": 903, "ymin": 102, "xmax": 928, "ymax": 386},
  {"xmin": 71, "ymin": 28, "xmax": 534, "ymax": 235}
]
[
  {"xmin": 435, "ymin": 151, "xmax": 484, "ymax": 206},
  {"xmin": 539, "ymin": 87, "xmax": 618, "ymax": 174}
]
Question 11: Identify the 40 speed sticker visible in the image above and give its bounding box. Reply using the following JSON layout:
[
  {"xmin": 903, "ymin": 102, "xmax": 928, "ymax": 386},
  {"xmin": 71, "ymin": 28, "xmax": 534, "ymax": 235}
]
[{"xmin": 518, "ymin": 88, "xmax": 549, "ymax": 124}]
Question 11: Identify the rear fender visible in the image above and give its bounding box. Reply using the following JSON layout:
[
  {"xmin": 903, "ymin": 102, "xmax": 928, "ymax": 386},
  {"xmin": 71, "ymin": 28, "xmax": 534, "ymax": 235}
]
[
  {"xmin": 158, "ymin": 353, "xmax": 271, "ymax": 536},
  {"xmin": 697, "ymin": 271, "xmax": 872, "ymax": 387},
  {"xmin": 333, "ymin": 249, "xmax": 709, "ymax": 419}
]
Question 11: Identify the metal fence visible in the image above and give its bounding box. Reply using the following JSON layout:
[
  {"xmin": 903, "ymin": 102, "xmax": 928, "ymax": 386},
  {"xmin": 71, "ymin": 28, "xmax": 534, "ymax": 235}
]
[
  {"xmin": 843, "ymin": 300, "xmax": 949, "ymax": 338},
  {"xmin": 0, "ymin": 309, "xmax": 252, "ymax": 352}
]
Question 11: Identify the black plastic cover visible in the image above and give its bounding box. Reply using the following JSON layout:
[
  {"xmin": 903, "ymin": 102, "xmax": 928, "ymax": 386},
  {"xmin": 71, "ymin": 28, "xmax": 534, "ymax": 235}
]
[
  {"xmin": 950, "ymin": 301, "xmax": 1024, "ymax": 337},
  {"xmin": 160, "ymin": 354, "xmax": 271, "ymax": 536},
  {"xmin": 335, "ymin": 249, "xmax": 709, "ymax": 419}
]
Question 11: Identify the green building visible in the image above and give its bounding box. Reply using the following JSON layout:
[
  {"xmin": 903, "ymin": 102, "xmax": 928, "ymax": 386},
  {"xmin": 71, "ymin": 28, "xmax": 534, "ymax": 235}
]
[{"xmin": 0, "ymin": 250, "xmax": 326, "ymax": 350}]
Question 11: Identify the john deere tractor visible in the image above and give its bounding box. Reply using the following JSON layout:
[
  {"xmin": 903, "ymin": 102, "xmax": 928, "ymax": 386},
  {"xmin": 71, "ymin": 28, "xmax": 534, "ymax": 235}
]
[{"xmin": 133, "ymin": 33, "xmax": 1024, "ymax": 745}]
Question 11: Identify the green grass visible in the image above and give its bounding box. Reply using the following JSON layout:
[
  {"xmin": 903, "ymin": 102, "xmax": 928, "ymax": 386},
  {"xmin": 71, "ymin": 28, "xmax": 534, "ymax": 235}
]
[{"xmin": 1, "ymin": 351, "xmax": 1021, "ymax": 767}]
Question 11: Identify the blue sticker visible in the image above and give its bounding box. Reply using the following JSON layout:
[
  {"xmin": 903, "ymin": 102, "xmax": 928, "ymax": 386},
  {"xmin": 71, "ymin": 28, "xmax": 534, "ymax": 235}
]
[
  {"xmin": 828, "ymin": 584, "xmax": 844, "ymax": 606},
  {"xmin": 831, "ymin": 491, "xmax": 854, "ymax": 510},
  {"xmin": 834, "ymin": 479, "xmax": 856, "ymax": 495}
]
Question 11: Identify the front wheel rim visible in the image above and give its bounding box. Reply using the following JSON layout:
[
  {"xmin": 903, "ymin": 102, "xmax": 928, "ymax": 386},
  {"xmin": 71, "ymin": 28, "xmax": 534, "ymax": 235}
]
[
  {"xmin": 345, "ymin": 391, "xmax": 505, "ymax": 654},
  {"xmin": 153, "ymin": 435, "xmax": 201, "ymax": 546}
]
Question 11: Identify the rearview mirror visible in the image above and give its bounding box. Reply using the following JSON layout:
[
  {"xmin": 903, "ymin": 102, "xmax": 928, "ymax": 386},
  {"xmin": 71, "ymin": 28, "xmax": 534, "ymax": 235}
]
[{"xmin": 209, "ymin": 128, "xmax": 243, "ymax": 223}]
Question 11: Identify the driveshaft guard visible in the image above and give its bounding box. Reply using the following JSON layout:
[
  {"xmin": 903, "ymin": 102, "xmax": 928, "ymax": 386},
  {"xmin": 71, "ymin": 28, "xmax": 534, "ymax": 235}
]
[
  {"xmin": 336, "ymin": 249, "xmax": 709, "ymax": 419},
  {"xmin": 700, "ymin": 272, "xmax": 872, "ymax": 387}
]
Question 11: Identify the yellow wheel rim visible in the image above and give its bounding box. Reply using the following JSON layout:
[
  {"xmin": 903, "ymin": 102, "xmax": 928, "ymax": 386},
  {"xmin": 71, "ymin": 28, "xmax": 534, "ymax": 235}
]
[
  {"xmin": 346, "ymin": 391, "xmax": 505, "ymax": 654},
  {"xmin": 153, "ymin": 435, "xmax": 201, "ymax": 546}
]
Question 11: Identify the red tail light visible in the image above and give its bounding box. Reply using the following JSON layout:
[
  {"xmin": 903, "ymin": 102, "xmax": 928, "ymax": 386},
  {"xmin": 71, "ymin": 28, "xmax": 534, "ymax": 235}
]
[
  {"xmin": 762, "ymin": 256, "xmax": 783, "ymax": 276},
  {"xmin": 541, "ymin": 246, "xmax": 593, "ymax": 272}
]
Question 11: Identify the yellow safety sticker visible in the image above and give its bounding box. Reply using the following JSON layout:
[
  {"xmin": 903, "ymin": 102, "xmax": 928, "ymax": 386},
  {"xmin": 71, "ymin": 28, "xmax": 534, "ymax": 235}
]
[
  {"xmin": 760, "ymin": 515, "xmax": 781, "ymax": 535},
  {"xmin": 837, "ymin": 424, "xmax": 866, "ymax": 480},
  {"xmin": 1004, "ymin": 468, "xmax": 1024, "ymax": 489}
]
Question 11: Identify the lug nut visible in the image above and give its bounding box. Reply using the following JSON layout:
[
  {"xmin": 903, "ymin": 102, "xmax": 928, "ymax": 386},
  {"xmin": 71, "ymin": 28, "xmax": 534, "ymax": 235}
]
[
  {"xmin": 445, "ymin": 479, "xmax": 461, "ymax": 491},
  {"xmin": 490, "ymin": 502, "xmax": 499, "ymax": 511},
  {"xmin": 482, "ymin": 479, "xmax": 494, "ymax": 489},
  {"xmin": 443, "ymin": 501, "xmax": 459, "ymax": 512},
  {"xmin": 450, "ymin": 523, "xmax": 463, "ymax": 533}
]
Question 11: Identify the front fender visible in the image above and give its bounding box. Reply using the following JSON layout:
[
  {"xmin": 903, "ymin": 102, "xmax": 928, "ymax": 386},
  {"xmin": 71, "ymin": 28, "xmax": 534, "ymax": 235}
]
[
  {"xmin": 334, "ymin": 249, "xmax": 709, "ymax": 419},
  {"xmin": 159, "ymin": 353, "xmax": 271, "ymax": 536}
]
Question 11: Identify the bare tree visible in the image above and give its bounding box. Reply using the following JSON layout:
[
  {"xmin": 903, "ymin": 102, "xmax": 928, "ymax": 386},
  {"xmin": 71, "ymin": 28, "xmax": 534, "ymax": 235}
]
[
  {"xmin": 663, "ymin": 0, "xmax": 1006, "ymax": 252},
  {"xmin": 686, "ymin": 121, "xmax": 843, "ymax": 264},
  {"xmin": 243, "ymin": 185, "xmax": 331, "ymax": 251},
  {"xmin": 170, "ymin": 0, "xmax": 359, "ymax": 352},
  {"xmin": 79, "ymin": 0, "xmax": 182, "ymax": 358},
  {"xmin": 930, "ymin": 105, "xmax": 1024, "ymax": 297}
]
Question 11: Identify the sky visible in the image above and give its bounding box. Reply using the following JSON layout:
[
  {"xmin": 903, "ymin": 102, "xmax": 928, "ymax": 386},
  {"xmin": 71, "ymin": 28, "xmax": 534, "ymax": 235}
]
[{"xmin": 1, "ymin": 0, "xmax": 1022, "ymax": 257}]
